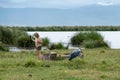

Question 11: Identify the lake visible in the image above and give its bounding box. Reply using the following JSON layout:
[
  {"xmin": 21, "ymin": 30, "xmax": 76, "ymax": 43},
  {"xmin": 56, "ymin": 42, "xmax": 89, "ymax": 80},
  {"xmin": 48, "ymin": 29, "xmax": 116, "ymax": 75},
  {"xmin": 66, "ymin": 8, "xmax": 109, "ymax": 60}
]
[{"xmin": 27, "ymin": 31, "xmax": 120, "ymax": 49}]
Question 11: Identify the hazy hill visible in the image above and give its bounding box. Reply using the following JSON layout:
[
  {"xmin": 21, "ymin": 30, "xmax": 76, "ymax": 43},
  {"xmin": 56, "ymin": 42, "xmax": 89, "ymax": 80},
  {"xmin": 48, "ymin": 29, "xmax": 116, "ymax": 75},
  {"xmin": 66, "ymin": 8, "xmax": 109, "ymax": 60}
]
[{"xmin": 0, "ymin": 4, "xmax": 120, "ymax": 26}]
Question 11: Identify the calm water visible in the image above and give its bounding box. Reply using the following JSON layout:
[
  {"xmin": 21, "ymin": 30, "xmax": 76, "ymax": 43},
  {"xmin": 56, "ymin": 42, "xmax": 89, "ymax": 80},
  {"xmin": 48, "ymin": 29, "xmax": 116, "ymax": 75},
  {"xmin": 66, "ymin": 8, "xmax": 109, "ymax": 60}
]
[{"xmin": 27, "ymin": 31, "xmax": 120, "ymax": 49}]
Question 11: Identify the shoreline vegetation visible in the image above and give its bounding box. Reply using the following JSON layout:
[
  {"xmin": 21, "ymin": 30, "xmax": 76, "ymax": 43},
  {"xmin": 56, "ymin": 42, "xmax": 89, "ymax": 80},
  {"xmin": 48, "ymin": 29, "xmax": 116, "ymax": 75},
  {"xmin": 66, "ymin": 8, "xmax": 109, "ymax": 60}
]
[
  {"xmin": 1, "ymin": 25, "xmax": 120, "ymax": 31},
  {"xmin": 0, "ymin": 26, "xmax": 109, "ymax": 51}
]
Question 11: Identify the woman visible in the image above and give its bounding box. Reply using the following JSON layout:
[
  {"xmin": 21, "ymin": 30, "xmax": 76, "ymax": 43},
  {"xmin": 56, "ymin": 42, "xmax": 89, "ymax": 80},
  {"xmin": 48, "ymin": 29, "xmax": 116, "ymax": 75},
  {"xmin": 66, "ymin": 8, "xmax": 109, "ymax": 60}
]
[{"xmin": 31, "ymin": 32, "xmax": 42, "ymax": 61}]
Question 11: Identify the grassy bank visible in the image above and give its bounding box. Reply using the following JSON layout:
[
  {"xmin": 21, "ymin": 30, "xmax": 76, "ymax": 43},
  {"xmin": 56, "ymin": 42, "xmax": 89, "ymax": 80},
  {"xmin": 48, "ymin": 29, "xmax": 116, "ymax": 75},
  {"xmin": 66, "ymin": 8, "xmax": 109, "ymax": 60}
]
[{"xmin": 0, "ymin": 48, "xmax": 120, "ymax": 80}]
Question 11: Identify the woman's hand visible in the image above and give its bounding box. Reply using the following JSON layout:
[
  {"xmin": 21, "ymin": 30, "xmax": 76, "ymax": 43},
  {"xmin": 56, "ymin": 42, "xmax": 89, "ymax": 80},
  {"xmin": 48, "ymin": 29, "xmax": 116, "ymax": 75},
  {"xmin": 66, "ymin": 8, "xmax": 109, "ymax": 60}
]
[{"xmin": 31, "ymin": 36, "xmax": 35, "ymax": 41}]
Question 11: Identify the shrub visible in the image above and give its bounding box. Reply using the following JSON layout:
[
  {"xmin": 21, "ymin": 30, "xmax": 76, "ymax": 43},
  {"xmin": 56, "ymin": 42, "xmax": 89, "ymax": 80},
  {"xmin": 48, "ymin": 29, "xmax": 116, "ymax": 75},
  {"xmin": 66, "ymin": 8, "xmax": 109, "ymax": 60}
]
[
  {"xmin": 71, "ymin": 32, "xmax": 85, "ymax": 46},
  {"xmin": 24, "ymin": 60, "xmax": 36, "ymax": 67},
  {"xmin": 0, "ymin": 28, "xmax": 13, "ymax": 45},
  {"xmin": 83, "ymin": 40, "xmax": 109, "ymax": 48},
  {"xmin": 42, "ymin": 37, "xmax": 50, "ymax": 47},
  {"xmin": 17, "ymin": 35, "xmax": 34, "ymax": 48},
  {"xmin": 85, "ymin": 31, "xmax": 103, "ymax": 40},
  {"xmin": 49, "ymin": 42, "xmax": 65, "ymax": 50},
  {"xmin": 71, "ymin": 31, "xmax": 109, "ymax": 48},
  {"xmin": 56, "ymin": 43, "xmax": 65, "ymax": 49},
  {"xmin": 0, "ymin": 42, "xmax": 8, "ymax": 51},
  {"xmin": 82, "ymin": 40, "xmax": 95, "ymax": 48}
]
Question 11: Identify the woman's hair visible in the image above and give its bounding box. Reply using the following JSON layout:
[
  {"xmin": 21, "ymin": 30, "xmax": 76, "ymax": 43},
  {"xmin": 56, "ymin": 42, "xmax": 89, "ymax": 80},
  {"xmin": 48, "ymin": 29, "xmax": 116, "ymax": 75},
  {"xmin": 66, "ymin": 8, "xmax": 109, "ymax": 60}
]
[{"xmin": 34, "ymin": 32, "xmax": 39, "ymax": 38}]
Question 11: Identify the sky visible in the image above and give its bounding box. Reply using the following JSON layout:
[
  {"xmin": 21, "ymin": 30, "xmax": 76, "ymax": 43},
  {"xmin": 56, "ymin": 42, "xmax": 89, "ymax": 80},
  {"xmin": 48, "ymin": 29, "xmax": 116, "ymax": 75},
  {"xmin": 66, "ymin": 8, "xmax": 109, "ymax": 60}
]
[
  {"xmin": 0, "ymin": 0, "xmax": 120, "ymax": 26},
  {"xmin": 0, "ymin": 0, "xmax": 120, "ymax": 8}
]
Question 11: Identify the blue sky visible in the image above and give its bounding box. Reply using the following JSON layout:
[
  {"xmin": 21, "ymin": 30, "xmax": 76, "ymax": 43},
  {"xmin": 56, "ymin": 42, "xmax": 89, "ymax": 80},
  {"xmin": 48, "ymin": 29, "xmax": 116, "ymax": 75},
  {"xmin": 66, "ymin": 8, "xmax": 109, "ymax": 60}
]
[
  {"xmin": 0, "ymin": 0, "xmax": 120, "ymax": 26},
  {"xmin": 0, "ymin": 0, "xmax": 120, "ymax": 8}
]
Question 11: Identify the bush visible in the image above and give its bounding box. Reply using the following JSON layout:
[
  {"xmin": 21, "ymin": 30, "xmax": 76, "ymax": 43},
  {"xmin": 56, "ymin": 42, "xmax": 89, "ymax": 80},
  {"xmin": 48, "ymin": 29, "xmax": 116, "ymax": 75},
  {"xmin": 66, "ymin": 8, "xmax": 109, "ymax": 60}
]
[
  {"xmin": 56, "ymin": 43, "xmax": 65, "ymax": 49},
  {"xmin": 49, "ymin": 42, "xmax": 65, "ymax": 50},
  {"xmin": 83, "ymin": 40, "xmax": 109, "ymax": 48},
  {"xmin": 85, "ymin": 31, "xmax": 103, "ymax": 40},
  {"xmin": 24, "ymin": 60, "xmax": 36, "ymax": 67},
  {"xmin": 82, "ymin": 40, "xmax": 95, "ymax": 48},
  {"xmin": 17, "ymin": 35, "xmax": 34, "ymax": 48},
  {"xmin": 0, "ymin": 27, "xmax": 32, "ymax": 47},
  {"xmin": 0, "ymin": 28, "xmax": 13, "ymax": 45},
  {"xmin": 42, "ymin": 37, "xmax": 50, "ymax": 47},
  {"xmin": 71, "ymin": 31, "xmax": 109, "ymax": 48},
  {"xmin": 71, "ymin": 32, "xmax": 85, "ymax": 46},
  {"xmin": 0, "ymin": 42, "xmax": 8, "ymax": 51}
]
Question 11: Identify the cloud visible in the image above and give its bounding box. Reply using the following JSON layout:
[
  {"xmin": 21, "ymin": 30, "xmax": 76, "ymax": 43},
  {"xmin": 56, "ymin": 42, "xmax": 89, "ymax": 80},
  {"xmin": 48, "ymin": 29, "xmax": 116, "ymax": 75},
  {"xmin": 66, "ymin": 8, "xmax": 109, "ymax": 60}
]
[
  {"xmin": 0, "ymin": 0, "xmax": 120, "ymax": 8},
  {"xmin": 10, "ymin": 0, "xmax": 28, "ymax": 3},
  {"xmin": 0, "ymin": 0, "xmax": 92, "ymax": 8},
  {"xmin": 97, "ymin": 2, "xmax": 113, "ymax": 6}
]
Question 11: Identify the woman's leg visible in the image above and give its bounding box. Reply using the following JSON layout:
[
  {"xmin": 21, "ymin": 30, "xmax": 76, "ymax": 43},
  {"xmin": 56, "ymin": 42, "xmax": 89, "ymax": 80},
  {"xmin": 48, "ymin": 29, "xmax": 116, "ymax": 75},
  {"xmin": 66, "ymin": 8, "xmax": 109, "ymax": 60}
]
[{"xmin": 37, "ymin": 50, "xmax": 41, "ymax": 60}]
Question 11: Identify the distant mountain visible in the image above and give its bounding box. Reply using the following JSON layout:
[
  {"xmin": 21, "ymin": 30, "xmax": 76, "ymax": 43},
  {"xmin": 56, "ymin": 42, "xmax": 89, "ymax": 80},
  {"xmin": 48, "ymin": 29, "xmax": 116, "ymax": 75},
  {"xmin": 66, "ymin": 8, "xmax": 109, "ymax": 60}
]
[{"xmin": 0, "ymin": 4, "xmax": 120, "ymax": 26}]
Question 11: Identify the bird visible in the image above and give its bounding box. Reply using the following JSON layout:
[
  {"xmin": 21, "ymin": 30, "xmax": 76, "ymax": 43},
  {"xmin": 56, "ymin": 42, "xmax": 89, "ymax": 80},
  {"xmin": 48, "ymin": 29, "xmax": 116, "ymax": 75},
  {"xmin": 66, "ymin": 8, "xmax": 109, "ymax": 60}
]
[{"xmin": 69, "ymin": 48, "xmax": 83, "ymax": 61}]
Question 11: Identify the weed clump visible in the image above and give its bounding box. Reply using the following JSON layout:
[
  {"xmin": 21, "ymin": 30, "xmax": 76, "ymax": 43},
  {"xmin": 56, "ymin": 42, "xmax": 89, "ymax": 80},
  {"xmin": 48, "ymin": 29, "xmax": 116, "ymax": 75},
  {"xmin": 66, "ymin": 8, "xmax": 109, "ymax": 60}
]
[{"xmin": 24, "ymin": 60, "xmax": 36, "ymax": 67}]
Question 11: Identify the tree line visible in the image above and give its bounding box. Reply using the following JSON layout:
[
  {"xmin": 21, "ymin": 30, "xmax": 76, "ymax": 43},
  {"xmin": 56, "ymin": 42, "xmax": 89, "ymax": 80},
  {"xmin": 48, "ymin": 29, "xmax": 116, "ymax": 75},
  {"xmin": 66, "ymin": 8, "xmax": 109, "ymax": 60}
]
[{"xmin": 1, "ymin": 25, "xmax": 120, "ymax": 31}]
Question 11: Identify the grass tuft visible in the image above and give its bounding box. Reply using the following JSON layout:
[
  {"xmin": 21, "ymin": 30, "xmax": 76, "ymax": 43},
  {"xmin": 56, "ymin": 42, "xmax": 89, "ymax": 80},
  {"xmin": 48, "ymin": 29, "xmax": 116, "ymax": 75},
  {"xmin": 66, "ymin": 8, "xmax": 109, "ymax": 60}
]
[{"xmin": 24, "ymin": 60, "xmax": 36, "ymax": 67}]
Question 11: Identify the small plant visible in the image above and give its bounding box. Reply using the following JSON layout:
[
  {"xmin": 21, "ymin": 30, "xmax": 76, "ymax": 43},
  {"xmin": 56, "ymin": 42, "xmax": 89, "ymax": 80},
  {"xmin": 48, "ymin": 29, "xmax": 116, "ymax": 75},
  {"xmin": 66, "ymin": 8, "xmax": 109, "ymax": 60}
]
[
  {"xmin": 100, "ymin": 75, "xmax": 107, "ymax": 79},
  {"xmin": 49, "ymin": 42, "xmax": 65, "ymax": 50},
  {"xmin": 24, "ymin": 60, "xmax": 36, "ymax": 67},
  {"xmin": 101, "ymin": 60, "xmax": 107, "ymax": 65}
]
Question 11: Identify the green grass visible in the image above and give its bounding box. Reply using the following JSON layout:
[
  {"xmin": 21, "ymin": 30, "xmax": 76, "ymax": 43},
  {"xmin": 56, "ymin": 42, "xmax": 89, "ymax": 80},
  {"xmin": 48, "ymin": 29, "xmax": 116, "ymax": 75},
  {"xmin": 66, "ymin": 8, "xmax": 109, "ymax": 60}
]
[{"xmin": 0, "ymin": 48, "xmax": 120, "ymax": 80}]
